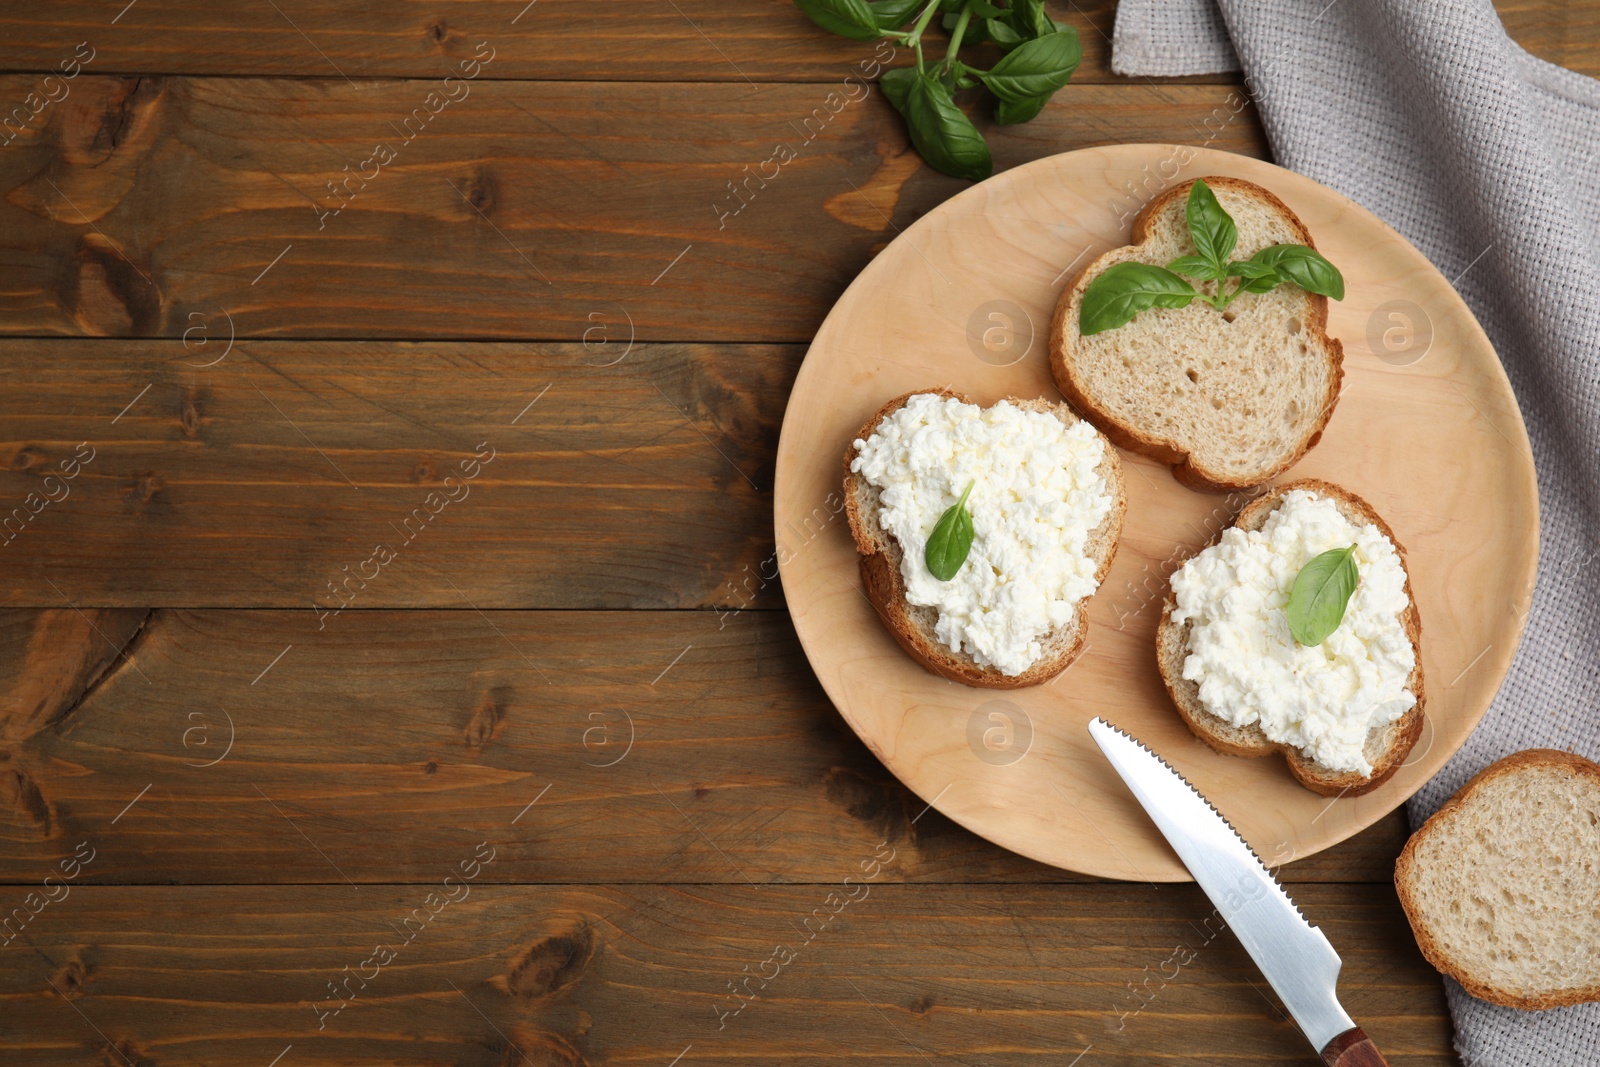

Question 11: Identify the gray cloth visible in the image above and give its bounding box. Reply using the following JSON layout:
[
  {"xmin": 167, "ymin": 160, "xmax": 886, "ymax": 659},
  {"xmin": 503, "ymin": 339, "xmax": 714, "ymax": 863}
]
[{"xmin": 1112, "ymin": 0, "xmax": 1600, "ymax": 1063}]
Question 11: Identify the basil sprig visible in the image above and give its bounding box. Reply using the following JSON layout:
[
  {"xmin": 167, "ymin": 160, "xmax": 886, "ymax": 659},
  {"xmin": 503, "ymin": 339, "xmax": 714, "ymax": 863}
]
[
  {"xmin": 1078, "ymin": 178, "xmax": 1345, "ymax": 336},
  {"xmin": 1285, "ymin": 545, "xmax": 1359, "ymax": 646},
  {"xmin": 793, "ymin": 0, "xmax": 1080, "ymax": 180},
  {"xmin": 924, "ymin": 480, "xmax": 976, "ymax": 581}
]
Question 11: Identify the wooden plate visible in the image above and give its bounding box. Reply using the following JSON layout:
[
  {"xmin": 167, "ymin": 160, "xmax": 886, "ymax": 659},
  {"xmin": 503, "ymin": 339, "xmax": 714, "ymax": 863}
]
[{"xmin": 773, "ymin": 145, "xmax": 1538, "ymax": 881}]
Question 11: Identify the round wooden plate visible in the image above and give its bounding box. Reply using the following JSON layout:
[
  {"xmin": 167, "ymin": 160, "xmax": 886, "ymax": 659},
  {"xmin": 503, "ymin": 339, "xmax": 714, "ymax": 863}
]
[{"xmin": 773, "ymin": 145, "xmax": 1538, "ymax": 881}]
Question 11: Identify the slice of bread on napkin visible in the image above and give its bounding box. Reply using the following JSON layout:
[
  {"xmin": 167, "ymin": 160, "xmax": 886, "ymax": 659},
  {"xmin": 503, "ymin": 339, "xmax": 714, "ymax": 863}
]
[{"xmin": 1396, "ymin": 749, "xmax": 1600, "ymax": 1010}]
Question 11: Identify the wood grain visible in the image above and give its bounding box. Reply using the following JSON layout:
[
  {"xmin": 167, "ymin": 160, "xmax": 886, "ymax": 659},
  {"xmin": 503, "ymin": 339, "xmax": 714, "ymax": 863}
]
[
  {"xmin": 18, "ymin": 0, "xmax": 1590, "ymax": 1053},
  {"xmin": 777, "ymin": 145, "xmax": 1538, "ymax": 880},
  {"xmin": 0, "ymin": 606, "xmax": 1409, "ymax": 885},
  {"xmin": 0, "ymin": 883, "xmax": 1453, "ymax": 1065},
  {"xmin": 0, "ymin": 1, "xmax": 1144, "ymax": 84},
  {"xmin": 0, "ymin": 0, "xmax": 1582, "ymax": 84},
  {"xmin": 0, "ymin": 341, "xmax": 790, "ymax": 609},
  {"xmin": 1324, "ymin": 1028, "xmax": 1395, "ymax": 1067},
  {"xmin": 1499, "ymin": 0, "xmax": 1600, "ymax": 76},
  {"xmin": 0, "ymin": 77, "xmax": 1263, "ymax": 342}
]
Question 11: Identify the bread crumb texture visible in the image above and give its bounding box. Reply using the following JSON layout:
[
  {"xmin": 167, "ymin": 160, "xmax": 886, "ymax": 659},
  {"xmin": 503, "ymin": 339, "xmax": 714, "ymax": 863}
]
[
  {"xmin": 1400, "ymin": 752, "xmax": 1600, "ymax": 1008},
  {"xmin": 1054, "ymin": 178, "xmax": 1341, "ymax": 489}
]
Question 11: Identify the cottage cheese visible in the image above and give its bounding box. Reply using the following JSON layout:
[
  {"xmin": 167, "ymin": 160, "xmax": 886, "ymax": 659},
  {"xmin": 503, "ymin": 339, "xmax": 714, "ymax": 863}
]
[
  {"xmin": 850, "ymin": 393, "xmax": 1113, "ymax": 676},
  {"xmin": 1170, "ymin": 489, "xmax": 1416, "ymax": 775}
]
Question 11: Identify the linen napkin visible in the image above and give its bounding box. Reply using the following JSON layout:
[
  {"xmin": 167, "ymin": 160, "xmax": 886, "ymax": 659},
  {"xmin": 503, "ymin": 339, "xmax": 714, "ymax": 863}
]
[{"xmin": 1110, "ymin": 1, "xmax": 1600, "ymax": 1062}]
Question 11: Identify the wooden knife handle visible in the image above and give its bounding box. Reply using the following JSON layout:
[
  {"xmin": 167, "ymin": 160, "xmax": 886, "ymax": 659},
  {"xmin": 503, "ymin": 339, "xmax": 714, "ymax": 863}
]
[{"xmin": 1321, "ymin": 1027, "xmax": 1390, "ymax": 1067}]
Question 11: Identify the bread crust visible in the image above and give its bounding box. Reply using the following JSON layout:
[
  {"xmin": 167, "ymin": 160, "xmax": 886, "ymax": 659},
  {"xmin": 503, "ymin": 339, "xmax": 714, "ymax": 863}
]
[
  {"xmin": 1048, "ymin": 176, "xmax": 1346, "ymax": 493},
  {"xmin": 843, "ymin": 389, "xmax": 1126, "ymax": 689},
  {"xmin": 1154, "ymin": 478, "xmax": 1425, "ymax": 795},
  {"xmin": 1395, "ymin": 749, "xmax": 1600, "ymax": 1011}
]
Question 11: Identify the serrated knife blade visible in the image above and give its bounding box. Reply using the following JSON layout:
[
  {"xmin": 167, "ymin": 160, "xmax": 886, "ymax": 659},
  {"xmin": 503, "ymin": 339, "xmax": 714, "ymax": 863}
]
[{"xmin": 1087, "ymin": 717, "xmax": 1390, "ymax": 1067}]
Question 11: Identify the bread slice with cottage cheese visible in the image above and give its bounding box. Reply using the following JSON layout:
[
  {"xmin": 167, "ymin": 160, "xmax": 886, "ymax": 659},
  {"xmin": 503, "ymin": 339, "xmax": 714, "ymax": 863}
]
[
  {"xmin": 844, "ymin": 389, "xmax": 1125, "ymax": 689},
  {"xmin": 1155, "ymin": 479, "xmax": 1424, "ymax": 795},
  {"xmin": 1049, "ymin": 177, "xmax": 1344, "ymax": 492},
  {"xmin": 1395, "ymin": 749, "xmax": 1600, "ymax": 1010}
]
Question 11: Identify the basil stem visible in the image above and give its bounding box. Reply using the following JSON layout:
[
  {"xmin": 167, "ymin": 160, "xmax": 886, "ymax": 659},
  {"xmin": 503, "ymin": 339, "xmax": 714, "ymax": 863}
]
[
  {"xmin": 909, "ymin": 0, "xmax": 940, "ymax": 68},
  {"xmin": 943, "ymin": 5, "xmax": 974, "ymax": 74}
]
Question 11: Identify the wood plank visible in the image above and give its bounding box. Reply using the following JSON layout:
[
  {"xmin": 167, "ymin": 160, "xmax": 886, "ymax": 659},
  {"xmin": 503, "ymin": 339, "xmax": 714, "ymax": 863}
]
[
  {"xmin": 1, "ymin": 0, "xmax": 1581, "ymax": 85},
  {"xmin": 0, "ymin": 883, "xmax": 1453, "ymax": 1065},
  {"xmin": 0, "ymin": 341, "xmax": 791, "ymax": 609},
  {"xmin": 1499, "ymin": 0, "xmax": 1600, "ymax": 77},
  {"xmin": 0, "ymin": 1, "xmax": 1167, "ymax": 84},
  {"xmin": 0, "ymin": 607, "xmax": 1412, "ymax": 885},
  {"xmin": 0, "ymin": 77, "xmax": 1264, "ymax": 342}
]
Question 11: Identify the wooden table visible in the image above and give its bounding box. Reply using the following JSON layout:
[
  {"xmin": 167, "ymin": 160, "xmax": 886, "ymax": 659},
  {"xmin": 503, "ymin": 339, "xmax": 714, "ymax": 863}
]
[{"xmin": 0, "ymin": 3, "xmax": 1589, "ymax": 1064}]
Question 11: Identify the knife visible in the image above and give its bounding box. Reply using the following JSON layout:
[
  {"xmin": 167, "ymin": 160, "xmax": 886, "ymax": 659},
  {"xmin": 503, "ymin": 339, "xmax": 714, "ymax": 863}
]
[{"xmin": 1087, "ymin": 717, "xmax": 1390, "ymax": 1067}]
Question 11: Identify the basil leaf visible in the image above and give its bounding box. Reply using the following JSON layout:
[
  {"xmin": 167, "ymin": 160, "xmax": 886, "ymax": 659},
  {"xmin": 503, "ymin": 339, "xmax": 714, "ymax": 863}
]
[
  {"xmin": 904, "ymin": 72, "xmax": 993, "ymax": 181},
  {"xmin": 1185, "ymin": 178, "xmax": 1237, "ymax": 272},
  {"xmin": 1252, "ymin": 243, "xmax": 1345, "ymax": 300},
  {"xmin": 1286, "ymin": 545, "xmax": 1360, "ymax": 646},
  {"xmin": 879, "ymin": 66, "xmax": 915, "ymax": 115},
  {"xmin": 870, "ymin": 0, "xmax": 925, "ymax": 29},
  {"xmin": 925, "ymin": 480, "xmax": 976, "ymax": 581},
  {"xmin": 945, "ymin": 0, "xmax": 1001, "ymax": 25},
  {"xmin": 1167, "ymin": 255, "xmax": 1223, "ymax": 281},
  {"xmin": 985, "ymin": 17, "xmax": 1024, "ymax": 50},
  {"xmin": 994, "ymin": 93, "xmax": 1048, "ymax": 125},
  {"xmin": 979, "ymin": 28, "xmax": 1080, "ymax": 102},
  {"xmin": 792, "ymin": 0, "xmax": 882, "ymax": 40},
  {"xmin": 1008, "ymin": 0, "xmax": 1055, "ymax": 39},
  {"xmin": 1227, "ymin": 259, "xmax": 1275, "ymax": 280},
  {"xmin": 1226, "ymin": 258, "xmax": 1278, "ymax": 293},
  {"xmin": 1079, "ymin": 262, "xmax": 1197, "ymax": 336}
]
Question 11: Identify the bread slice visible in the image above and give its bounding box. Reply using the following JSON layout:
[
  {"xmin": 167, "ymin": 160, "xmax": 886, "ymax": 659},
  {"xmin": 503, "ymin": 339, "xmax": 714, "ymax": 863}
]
[
  {"xmin": 1049, "ymin": 176, "xmax": 1344, "ymax": 492},
  {"xmin": 843, "ymin": 389, "xmax": 1125, "ymax": 689},
  {"xmin": 1396, "ymin": 749, "xmax": 1600, "ymax": 1010},
  {"xmin": 1155, "ymin": 479, "xmax": 1424, "ymax": 795}
]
